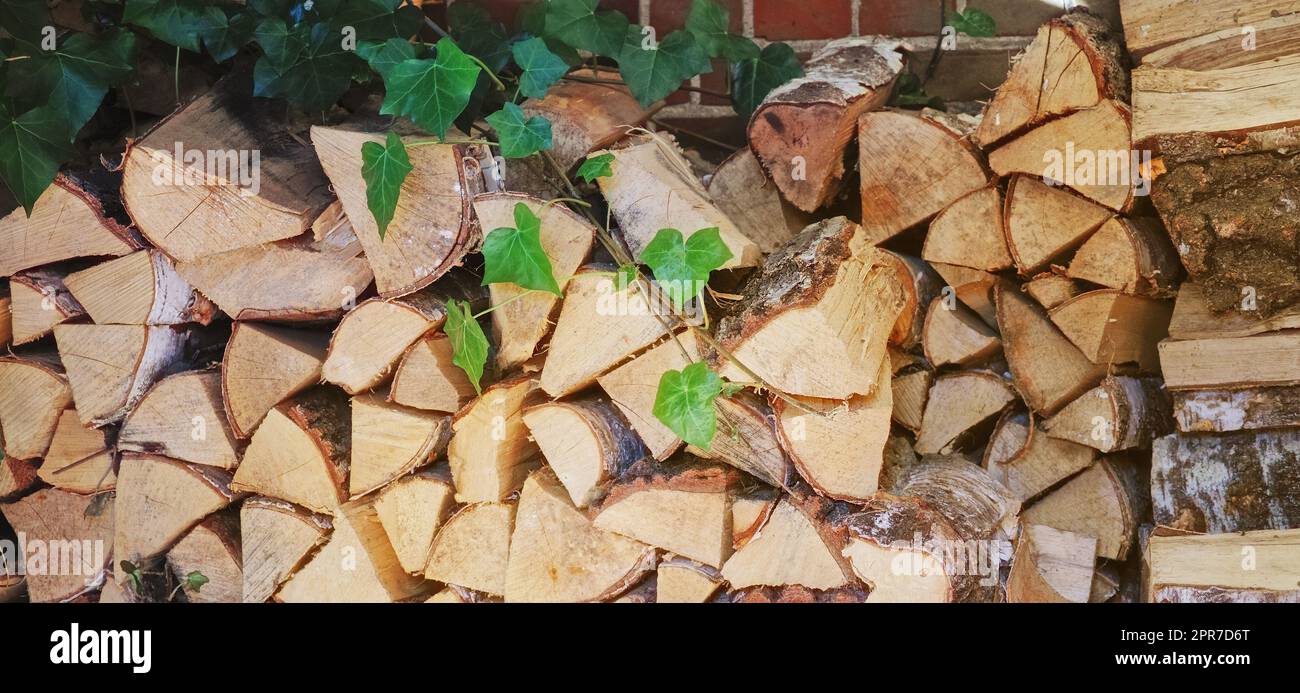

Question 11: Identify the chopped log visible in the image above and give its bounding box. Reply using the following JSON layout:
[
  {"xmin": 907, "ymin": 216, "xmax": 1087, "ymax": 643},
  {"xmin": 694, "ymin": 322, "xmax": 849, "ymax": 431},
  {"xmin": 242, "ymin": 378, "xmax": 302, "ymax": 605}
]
[
  {"xmin": 1147, "ymin": 529, "xmax": 1300, "ymax": 603},
  {"xmin": 230, "ymin": 387, "xmax": 351, "ymax": 515},
  {"xmin": 539, "ymin": 266, "xmax": 674, "ymax": 397},
  {"xmin": 1091, "ymin": 562, "xmax": 1121, "ymax": 603},
  {"xmin": 1022, "ymin": 455, "xmax": 1143, "ymax": 560},
  {"xmin": 472, "ymin": 192, "xmax": 596, "ymax": 371},
  {"xmin": 858, "ymin": 110, "xmax": 989, "ymax": 243},
  {"xmin": 922, "ymin": 297, "xmax": 1002, "ymax": 367},
  {"xmin": 222, "ymin": 323, "xmax": 329, "ymax": 439},
  {"xmin": 276, "ymin": 497, "xmax": 426, "ymax": 603},
  {"xmin": 881, "ymin": 251, "xmax": 942, "ymax": 350},
  {"xmin": 1168, "ymin": 283, "xmax": 1300, "ymax": 341},
  {"xmin": 719, "ymin": 496, "xmax": 849, "ymax": 591},
  {"xmin": 0, "ymin": 457, "xmax": 40, "ymax": 500},
  {"xmin": 1151, "ymin": 430, "xmax": 1300, "ymax": 534},
  {"xmin": 54, "ymin": 324, "xmax": 188, "ymax": 426},
  {"xmin": 504, "ymin": 468, "xmax": 655, "ymax": 602},
  {"xmin": 996, "ymin": 282, "xmax": 1106, "ymax": 415},
  {"xmin": 1003, "ymin": 175, "xmax": 1113, "ymax": 274},
  {"xmin": 731, "ymin": 486, "xmax": 778, "ymax": 550},
  {"xmin": 891, "ymin": 457, "xmax": 1020, "ymax": 545},
  {"xmin": 915, "ymin": 371, "xmax": 1017, "ymax": 455},
  {"xmin": 447, "ymin": 376, "xmax": 542, "ymax": 504},
  {"xmin": 240, "ymin": 497, "xmax": 331, "ymax": 604},
  {"xmin": 597, "ymin": 331, "xmax": 696, "ymax": 461},
  {"xmin": 119, "ymin": 370, "xmax": 241, "ymax": 469},
  {"xmin": 1006, "ymin": 524, "xmax": 1097, "ymax": 603},
  {"xmin": 122, "ymin": 75, "xmax": 332, "ymax": 263},
  {"xmin": 1172, "ymin": 386, "xmax": 1300, "ymax": 433},
  {"xmin": 1043, "ymin": 376, "xmax": 1171, "ymax": 452},
  {"xmin": 1120, "ymin": 0, "xmax": 1297, "ymax": 58},
  {"xmin": 890, "ymin": 367, "xmax": 932, "ymax": 434},
  {"xmin": 0, "ymin": 488, "xmax": 113, "ymax": 602},
  {"xmin": 0, "ymin": 355, "xmax": 73, "ymax": 459},
  {"xmin": 374, "ymin": 469, "xmax": 456, "ymax": 575},
  {"xmin": 166, "ymin": 511, "xmax": 241, "ymax": 604},
  {"xmin": 114, "ymin": 453, "xmax": 236, "ymax": 563},
  {"xmin": 39, "ymin": 408, "xmax": 116, "ymax": 494},
  {"xmin": 747, "ymin": 38, "xmax": 907, "ymax": 212},
  {"xmin": 424, "ymin": 502, "xmax": 516, "ymax": 596},
  {"xmin": 714, "ymin": 217, "xmax": 904, "ymax": 398},
  {"xmin": 0, "ymin": 171, "xmax": 141, "ymax": 275},
  {"xmin": 706, "ymin": 148, "xmax": 809, "ymax": 254},
  {"xmin": 922, "ymin": 186, "xmax": 1013, "ymax": 272},
  {"xmin": 694, "ymin": 391, "xmax": 793, "ymax": 489},
  {"xmin": 1067, "ymin": 217, "xmax": 1180, "ymax": 297},
  {"xmin": 656, "ymin": 557, "xmax": 723, "ymax": 603},
  {"xmin": 349, "ymin": 393, "xmax": 451, "ymax": 498},
  {"xmin": 63, "ymin": 250, "xmax": 214, "ymax": 325},
  {"xmin": 8, "ymin": 269, "xmax": 85, "ymax": 345},
  {"xmin": 590, "ymin": 460, "xmax": 734, "ymax": 568},
  {"xmin": 389, "ymin": 334, "xmax": 477, "ymax": 413},
  {"xmin": 1024, "ymin": 274, "xmax": 1083, "ymax": 310},
  {"xmin": 522, "ymin": 396, "xmax": 646, "ymax": 508},
  {"xmin": 1049, "ymin": 290, "xmax": 1172, "ymax": 371},
  {"xmin": 596, "ymin": 135, "xmax": 760, "ymax": 267},
  {"xmin": 975, "ymin": 9, "xmax": 1128, "ymax": 148},
  {"xmin": 1158, "ymin": 331, "xmax": 1300, "ymax": 390},
  {"xmin": 930, "ymin": 262, "xmax": 1002, "ymax": 327},
  {"xmin": 730, "ymin": 584, "xmax": 869, "ymax": 603},
  {"xmin": 983, "ymin": 410, "xmax": 1097, "ymax": 505}
]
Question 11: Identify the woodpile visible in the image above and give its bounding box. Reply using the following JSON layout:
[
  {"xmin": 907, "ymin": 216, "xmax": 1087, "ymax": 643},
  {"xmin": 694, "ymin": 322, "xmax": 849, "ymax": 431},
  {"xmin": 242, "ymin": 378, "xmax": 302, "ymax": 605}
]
[{"xmin": 1, "ymin": 4, "xmax": 1297, "ymax": 605}]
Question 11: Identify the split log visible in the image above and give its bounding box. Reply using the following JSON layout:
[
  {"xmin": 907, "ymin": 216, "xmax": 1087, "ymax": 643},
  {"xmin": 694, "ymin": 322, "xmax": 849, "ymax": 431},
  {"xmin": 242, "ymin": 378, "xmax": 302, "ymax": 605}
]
[
  {"xmin": 1006, "ymin": 524, "xmax": 1097, "ymax": 603},
  {"xmin": 447, "ymin": 376, "xmax": 542, "ymax": 504},
  {"xmin": 1066, "ymin": 217, "xmax": 1180, "ymax": 297},
  {"xmin": 114, "ymin": 452, "xmax": 236, "ymax": 564},
  {"xmin": 38, "ymin": 408, "xmax": 116, "ymax": 494},
  {"xmin": 695, "ymin": 391, "xmax": 793, "ymax": 489},
  {"xmin": 1021, "ymin": 455, "xmax": 1143, "ymax": 560},
  {"xmin": 922, "ymin": 186, "xmax": 1012, "ymax": 272},
  {"xmin": 597, "ymin": 331, "xmax": 696, "ymax": 461},
  {"xmin": 731, "ymin": 486, "xmax": 778, "ymax": 550},
  {"xmin": 1158, "ymin": 331, "xmax": 1300, "ymax": 390},
  {"xmin": 119, "ymin": 370, "xmax": 241, "ymax": 469},
  {"xmin": 747, "ymin": 38, "xmax": 907, "ymax": 212},
  {"xmin": 374, "ymin": 469, "xmax": 456, "ymax": 575},
  {"xmin": 230, "ymin": 387, "xmax": 351, "ymax": 514},
  {"xmin": 425, "ymin": 502, "xmax": 516, "ymax": 596},
  {"xmin": 0, "ymin": 457, "xmax": 40, "ymax": 500},
  {"xmin": 0, "ymin": 171, "xmax": 142, "ymax": 275},
  {"xmin": 1049, "ymin": 290, "xmax": 1172, "ymax": 371},
  {"xmin": 349, "ymin": 393, "xmax": 451, "ymax": 498},
  {"xmin": 1147, "ymin": 529, "xmax": 1300, "ymax": 603},
  {"xmin": 995, "ymin": 282, "xmax": 1106, "ymax": 415},
  {"xmin": 0, "ymin": 355, "xmax": 73, "ymax": 459},
  {"xmin": 8, "ymin": 269, "xmax": 85, "ymax": 344},
  {"xmin": 53, "ymin": 324, "xmax": 189, "ymax": 426},
  {"xmin": 1119, "ymin": 0, "xmax": 1297, "ymax": 58},
  {"xmin": 890, "ymin": 367, "xmax": 932, "ymax": 434},
  {"xmin": 714, "ymin": 217, "xmax": 904, "ymax": 398},
  {"xmin": 1167, "ymin": 283, "xmax": 1300, "ymax": 341},
  {"xmin": 1172, "ymin": 386, "xmax": 1300, "ymax": 433},
  {"xmin": 1042, "ymin": 376, "xmax": 1171, "ymax": 452},
  {"xmin": 915, "ymin": 371, "xmax": 1017, "ymax": 455},
  {"xmin": 719, "ymin": 495, "xmax": 849, "ymax": 591},
  {"xmin": 122, "ymin": 75, "xmax": 332, "ymax": 262},
  {"xmin": 522, "ymin": 397, "xmax": 646, "ymax": 508},
  {"xmin": 881, "ymin": 251, "xmax": 942, "ymax": 350},
  {"xmin": 389, "ymin": 334, "xmax": 477, "ymax": 413},
  {"xmin": 706, "ymin": 148, "xmax": 809, "ymax": 254},
  {"xmin": 166, "ymin": 511, "xmax": 241, "ymax": 604},
  {"xmin": 1003, "ymin": 175, "xmax": 1113, "ymax": 274},
  {"xmin": 930, "ymin": 262, "xmax": 1002, "ymax": 327},
  {"xmin": 656, "ymin": 557, "xmax": 723, "ymax": 603},
  {"xmin": 0, "ymin": 488, "xmax": 113, "ymax": 602},
  {"xmin": 240, "ymin": 497, "xmax": 331, "ymax": 603},
  {"xmin": 1024, "ymin": 274, "xmax": 1083, "ymax": 310},
  {"xmin": 1151, "ymin": 430, "xmax": 1300, "ymax": 534},
  {"xmin": 891, "ymin": 457, "xmax": 1020, "ymax": 546},
  {"xmin": 472, "ymin": 193, "xmax": 595, "ymax": 371},
  {"xmin": 983, "ymin": 410, "xmax": 1097, "ymax": 505},
  {"xmin": 730, "ymin": 585, "xmax": 869, "ymax": 603},
  {"xmin": 63, "ymin": 250, "xmax": 214, "ymax": 325},
  {"xmin": 221, "ymin": 322, "xmax": 329, "ymax": 439},
  {"xmin": 858, "ymin": 110, "xmax": 988, "ymax": 243},
  {"xmin": 504, "ymin": 468, "xmax": 655, "ymax": 602},
  {"xmin": 922, "ymin": 297, "xmax": 1002, "ymax": 368}
]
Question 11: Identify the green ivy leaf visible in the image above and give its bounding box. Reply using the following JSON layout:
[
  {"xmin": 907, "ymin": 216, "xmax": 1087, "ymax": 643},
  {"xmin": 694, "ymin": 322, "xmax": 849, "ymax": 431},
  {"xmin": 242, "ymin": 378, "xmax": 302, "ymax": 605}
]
[
  {"xmin": 512, "ymin": 37, "xmax": 567, "ymax": 100},
  {"xmin": 253, "ymin": 18, "xmax": 302, "ymax": 72},
  {"xmin": 618, "ymin": 29, "xmax": 711, "ymax": 108},
  {"xmin": 486, "ymin": 102, "xmax": 552, "ymax": 158},
  {"xmin": 615, "ymin": 263, "xmax": 637, "ymax": 291},
  {"xmin": 0, "ymin": 103, "xmax": 75, "ymax": 215},
  {"xmin": 449, "ymin": 0, "xmax": 512, "ymax": 72},
  {"xmin": 731, "ymin": 41, "xmax": 802, "ymax": 118},
  {"xmin": 948, "ymin": 8, "xmax": 997, "ymax": 38},
  {"xmin": 481, "ymin": 202, "xmax": 560, "ymax": 295},
  {"xmin": 255, "ymin": 22, "xmax": 357, "ymax": 112},
  {"xmin": 890, "ymin": 72, "xmax": 944, "ymax": 109},
  {"xmin": 576, "ymin": 152, "xmax": 614, "ymax": 183},
  {"xmin": 639, "ymin": 227, "xmax": 732, "ymax": 309},
  {"xmin": 546, "ymin": 0, "xmax": 629, "ymax": 58},
  {"xmin": 653, "ymin": 361, "xmax": 723, "ymax": 450},
  {"xmin": 0, "ymin": 0, "xmax": 50, "ymax": 44},
  {"xmin": 8, "ymin": 30, "xmax": 136, "ymax": 136},
  {"xmin": 198, "ymin": 7, "xmax": 254, "ymax": 62},
  {"xmin": 123, "ymin": 0, "xmax": 210, "ymax": 53},
  {"xmin": 328, "ymin": 0, "xmax": 424, "ymax": 41},
  {"xmin": 444, "ymin": 298, "xmax": 489, "ymax": 394},
  {"xmin": 120, "ymin": 560, "xmax": 144, "ymax": 593},
  {"xmin": 185, "ymin": 570, "xmax": 209, "ymax": 592},
  {"xmin": 380, "ymin": 37, "xmax": 481, "ymax": 139},
  {"xmin": 361, "ymin": 131, "xmax": 412, "ymax": 241},
  {"xmin": 685, "ymin": 0, "xmax": 758, "ymax": 61},
  {"xmin": 356, "ymin": 38, "xmax": 417, "ymax": 78}
]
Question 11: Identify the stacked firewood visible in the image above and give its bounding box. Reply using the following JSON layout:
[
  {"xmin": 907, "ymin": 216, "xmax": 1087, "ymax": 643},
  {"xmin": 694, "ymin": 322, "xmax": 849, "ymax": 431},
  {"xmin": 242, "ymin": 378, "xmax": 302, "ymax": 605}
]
[{"xmin": 1, "ymin": 4, "xmax": 1296, "ymax": 604}]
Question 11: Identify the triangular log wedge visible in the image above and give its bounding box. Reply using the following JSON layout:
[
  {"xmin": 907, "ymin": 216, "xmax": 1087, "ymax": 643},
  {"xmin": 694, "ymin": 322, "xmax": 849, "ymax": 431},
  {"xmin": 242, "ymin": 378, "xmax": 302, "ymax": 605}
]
[
  {"xmin": 473, "ymin": 192, "xmax": 596, "ymax": 371},
  {"xmin": 1167, "ymin": 283, "xmax": 1300, "ymax": 341},
  {"xmin": 389, "ymin": 334, "xmax": 477, "ymax": 413},
  {"xmin": 731, "ymin": 486, "xmax": 779, "ymax": 550},
  {"xmin": 39, "ymin": 408, "xmax": 116, "ymax": 493},
  {"xmin": 890, "ymin": 367, "xmax": 932, "ymax": 434},
  {"xmin": 63, "ymin": 250, "xmax": 214, "ymax": 325},
  {"xmin": 1157, "ymin": 331, "xmax": 1300, "ymax": 390},
  {"xmin": 1172, "ymin": 385, "xmax": 1300, "ymax": 433},
  {"xmin": 54, "ymin": 324, "xmax": 189, "ymax": 426},
  {"xmin": 505, "ymin": 468, "xmax": 655, "ymax": 602},
  {"xmin": 240, "ymin": 497, "xmax": 331, "ymax": 603},
  {"xmin": 657, "ymin": 557, "xmax": 723, "ymax": 603},
  {"xmin": 591, "ymin": 459, "xmax": 736, "ymax": 569},
  {"xmin": 923, "ymin": 186, "xmax": 1013, "ymax": 272},
  {"xmin": 707, "ymin": 148, "xmax": 809, "ymax": 254},
  {"xmin": 0, "ymin": 488, "xmax": 113, "ymax": 602},
  {"xmin": 0, "ymin": 171, "xmax": 142, "ymax": 275},
  {"xmin": 891, "ymin": 457, "xmax": 1020, "ymax": 545},
  {"xmin": 0, "ymin": 457, "xmax": 40, "ymax": 500},
  {"xmin": 522, "ymin": 396, "xmax": 646, "ymax": 508},
  {"xmin": 374, "ymin": 469, "xmax": 456, "ymax": 575},
  {"xmin": 747, "ymin": 38, "xmax": 907, "ymax": 212},
  {"xmin": 349, "ymin": 393, "xmax": 451, "ymax": 498},
  {"xmin": 1147, "ymin": 529, "xmax": 1300, "ymax": 604},
  {"xmin": 448, "ymin": 376, "xmax": 542, "ymax": 503},
  {"xmin": 597, "ymin": 331, "xmax": 696, "ymax": 461},
  {"xmin": 914, "ymin": 371, "xmax": 1017, "ymax": 455},
  {"xmin": 276, "ymin": 497, "xmax": 426, "ymax": 603},
  {"xmin": 881, "ymin": 251, "xmax": 942, "ymax": 351},
  {"xmin": 1043, "ymin": 376, "xmax": 1171, "ymax": 452},
  {"xmin": 1024, "ymin": 274, "xmax": 1083, "ymax": 310},
  {"xmin": 714, "ymin": 217, "xmax": 904, "ymax": 398},
  {"xmin": 229, "ymin": 387, "xmax": 350, "ymax": 514},
  {"xmin": 696, "ymin": 390, "xmax": 793, "ymax": 489},
  {"xmin": 539, "ymin": 266, "xmax": 673, "ymax": 398},
  {"xmin": 995, "ymin": 282, "xmax": 1107, "ymax": 415},
  {"xmin": 1049, "ymin": 290, "xmax": 1172, "ymax": 371},
  {"xmin": 1067, "ymin": 217, "xmax": 1180, "ymax": 296},
  {"xmin": 0, "ymin": 355, "xmax": 71, "ymax": 459},
  {"xmin": 858, "ymin": 110, "xmax": 988, "ymax": 243},
  {"xmin": 119, "ymin": 370, "xmax": 241, "ymax": 469},
  {"xmin": 1151, "ymin": 430, "xmax": 1300, "ymax": 534},
  {"xmin": 922, "ymin": 297, "xmax": 1003, "ymax": 368},
  {"xmin": 166, "ymin": 511, "xmax": 241, "ymax": 603},
  {"xmin": 974, "ymin": 10, "xmax": 1128, "ymax": 148},
  {"xmin": 114, "ymin": 452, "xmax": 237, "ymax": 564},
  {"xmin": 1003, "ymin": 174, "xmax": 1113, "ymax": 274},
  {"xmin": 719, "ymin": 495, "xmax": 849, "ymax": 591},
  {"xmin": 988, "ymin": 101, "xmax": 1136, "ymax": 212},
  {"xmin": 312, "ymin": 125, "xmax": 488, "ymax": 297},
  {"xmin": 838, "ymin": 493, "xmax": 978, "ymax": 602},
  {"xmin": 9, "ymin": 269, "xmax": 85, "ymax": 345},
  {"xmin": 424, "ymin": 501, "xmax": 516, "ymax": 596},
  {"xmin": 1022, "ymin": 455, "xmax": 1143, "ymax": 560},
  {"xmin": 222, "ymin": 322, "xmax": 329, "ymax": 439},
  {"xmin": 982, "ymin": 410, "xmax": 1097, "ymax": 506},
  {"xmin": 121, "ymin": 75, "xmax": 332, "ymax": 262},
  {"xmin": 930, "ymin": 262, "xmax": 1003, "ymax": 327},
  {"xmin": 1006, "ymin": 524, "xmax": 1097, "ymax": 603},
  {"xmin": 596, "ymin": 136, "xmax": 760, "ymax": 267}
]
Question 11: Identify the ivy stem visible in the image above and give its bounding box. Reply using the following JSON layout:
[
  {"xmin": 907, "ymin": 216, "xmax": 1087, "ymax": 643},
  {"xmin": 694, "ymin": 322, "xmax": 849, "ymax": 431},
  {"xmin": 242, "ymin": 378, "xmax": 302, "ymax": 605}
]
[
  {"xmin": 422, "ymin": 16, "xmax": 450, "ymax": 39},
  {"xmin": 466, "ymin": 54, "xmax": 508, "ymax": 91},
  {"xmin": 174, "ymin": 46, "xmax": 181, "ymax": 106},
  {"xmin": 406, "ymin": 137, "xmax": 495, "ymax": 147},
  {"xmin": 472, "ymin": 289, "xmax": 537, "ymax": 319},
  {"xmin": 649, "ymin": 117, "xmax": 741, "ymax": 152},
  {"xmin": 543, "ymin": 197, "xmax": 590, "ymax": 208}
]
